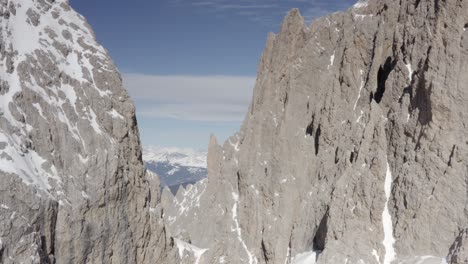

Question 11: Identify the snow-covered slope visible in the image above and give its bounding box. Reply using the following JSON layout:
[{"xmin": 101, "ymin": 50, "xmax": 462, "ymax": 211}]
[{"xmin": 143, "ymin": 146, "xmax": 207, "ymax": 192}]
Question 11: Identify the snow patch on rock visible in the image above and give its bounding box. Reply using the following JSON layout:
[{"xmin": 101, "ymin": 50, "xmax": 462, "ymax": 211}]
[
  {"xmin": 291, "ymin": 251, "xmax": 318, "ymax": 264},
  {"xmin": 354, "ymin": 0, "xmax": 369, "ymax": 9},
  {"xmin": 231, "ymin": 191, "xmax": 257, "ymax": 264},
  {"xmin": 328, "ymin": 51, "xmax": 335, "ymax": 69},
  {"xmin": 354, "ymin": 70, "xmax": 364, "ymax": 110},
  {"xmin": 382, "ymin": 159, "xmax": 396, "ymax": 264},
  {"xmin": 174, "ymin": 238, "xmax": 208, "ymax": 264},
  {"xmin": 405, "ymin": 63, "xmax": 413, "ymax": 82}
]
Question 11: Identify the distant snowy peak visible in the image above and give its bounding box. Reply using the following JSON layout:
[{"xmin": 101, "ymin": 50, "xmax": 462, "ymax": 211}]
[
  {"xmin": 143, "ymin": 146, "xmax": 207, "ymax": 168},
  {"xmin": 143, "ymin": 146, "xmax": 207, "ymax": 192}
]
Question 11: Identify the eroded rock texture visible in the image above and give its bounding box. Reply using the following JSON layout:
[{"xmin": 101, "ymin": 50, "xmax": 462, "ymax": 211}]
[
  {"xmin": 162, "ymin": 0, "xmax": 468, "ymax": 263},
  {"xmin": 0, "ymin": 0, "xmax": 174, "ymax": 263}
]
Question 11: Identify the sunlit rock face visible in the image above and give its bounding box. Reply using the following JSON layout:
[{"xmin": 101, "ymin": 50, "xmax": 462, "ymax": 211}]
[
  {"xmin": 0, "ymin": 0, "xmax": 174, "ymax": 263},
  {"xmin": 161, "ymin": 0, "xmax": 468, "ymax": 263}
]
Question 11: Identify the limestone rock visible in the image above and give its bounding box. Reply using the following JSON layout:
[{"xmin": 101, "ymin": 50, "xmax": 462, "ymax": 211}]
[
  {"xmin": 0, "ymin": 0, "xmax": 174, "ymax": 263},
  {"xmin": 447, "ymin": 229, "xmax": 468, "ymax": 264},
  {"xmin": 162, "ymin": 0, "xmax": 468, "ymax": 263}
]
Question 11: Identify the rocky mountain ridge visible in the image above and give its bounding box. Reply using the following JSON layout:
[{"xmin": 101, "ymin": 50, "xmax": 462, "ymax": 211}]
[
  {"xmin": 0, "ymin": 0, "xmax": 467, "ymax": 263},
  {"xmin": 0, "ymin": 0, "xmax": 175, "ymax": 263},
  {"xmin": 160, "ymin": 0, "xmax": 468, "ymax": 263}
]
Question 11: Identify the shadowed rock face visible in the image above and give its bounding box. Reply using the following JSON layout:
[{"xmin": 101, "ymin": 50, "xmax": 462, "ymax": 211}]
[
  {"xmin": 0, "ymin": 0, "xmax": 175, "ymax": 263},
  {"xmin": 447, "ymin": 228, "xmax": 468, "ymax": 263},
  {"xmin": 161, "ymin": 0, "xmax": 468, "ymax": 263}
]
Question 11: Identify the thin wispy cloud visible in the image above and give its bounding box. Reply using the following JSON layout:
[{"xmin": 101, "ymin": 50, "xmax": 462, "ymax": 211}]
[
  {"xmin": 124, "ymin": 1, "xmax": 357, "ymax": 122},
  {"xmin": 123, "ymin": 74, "xmax": 255, "ymax": 122},
  {"xmin": 170, "ymin": 0, "xmax": 356, "ymax": 27}
]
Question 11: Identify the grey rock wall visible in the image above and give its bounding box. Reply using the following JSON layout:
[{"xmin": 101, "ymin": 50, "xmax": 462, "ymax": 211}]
[
  {"xmin": 162, "ymin": 1, "xmax": 468, "ymax": 263},
  {"xmin": 0, "ymin": 0, "xmax": 174, "ymax": 263}
]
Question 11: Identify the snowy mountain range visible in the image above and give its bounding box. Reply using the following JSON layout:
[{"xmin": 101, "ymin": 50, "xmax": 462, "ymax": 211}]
[{"xmin": 143, "ymin": 146, "xmax": 207, "ymax": 193}]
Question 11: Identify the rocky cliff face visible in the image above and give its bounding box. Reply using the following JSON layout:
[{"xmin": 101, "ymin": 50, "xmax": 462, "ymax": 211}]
[
  {"xmin": 0, "ymin": 0, "xmax": 174, "ymax": 263},
  {"xmin": 162, "ymin": 0, "xmax": 468, "ymax": 263}
]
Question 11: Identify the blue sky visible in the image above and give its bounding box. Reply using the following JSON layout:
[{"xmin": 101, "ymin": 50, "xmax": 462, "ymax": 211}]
[{"xmin": 70, "ymin": 0, "xmax": 356, "ymax": 149}]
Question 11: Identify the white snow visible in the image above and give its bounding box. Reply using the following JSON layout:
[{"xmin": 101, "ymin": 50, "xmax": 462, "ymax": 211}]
[
  {"xmin": 143, "ymin": 146, "xmax": 207, "ymax": 168},
  {"xmin": 291, "ymin": 251, "xmax": 318, "ymax": 264},
  {"xmin": 284, "ymin": 247, "xmax": 291, "ymax": 264},
  {"xmin": 174, "ymin": 238, "xmax": 208, "ymax": 264},
  {"xmin": 1, "ymin": 204, "xmax": 9, "ymax": 209},
  {"xmin": 0, "ymin": 133, "xmax": 60, "ymax": 192},
  {"xmin": 65, "ymin": 51, "xmax": 87, "ymax": 83},
  {"xmin": 2, "ymin": 0, "xmax": 112, "ymax": 126},
  {"xmin": 78, "ymin": 154, "xmax": 88, "ymax": 164},
  {"xmin": 87, "ymin": 109, "xmax": 103, "ymax": 135},
  {"xmin": 32, "ymin": 103, "xmax": 46, "ymax": 120},
  {"xmin": 328, "ymin": 51, "xmax": 335, "ymax": 69},
  {"xmin": 167, "ymin": 167, "xmax": 180, "ymax": 175},
  {"xmin": 356, "ymin": 110, "xmax": 364, "ymax": 123},
  {"xmin": 382, "ymin": 159, "xmax": 396, "ymax": 264},
  {"xmin": 354, "ymin": 0, "xmax": 369, "ymax": 8},
  {"xmin": 0, "ymin": 0, "xmax": 127, "ymax": 194},
  {"xmin": 232, "ymin": 192, "xmax": 239, "ymax": 202},
  {"xmin": 250, "ymin": 185, "xmax": 260, "ymax": 195},
  {"xmin": 354, "ymin": 70, "xmax": 364, "ymax": 110},
  {"xmin": 187, "ymin": 167, "xmax": 203, "ymax": 174},
  {"xmin": 231, "ymin": 191, "xmax": 257, "ymax": 264},
  {"xmin": 173, "ymin": 179, "xmax": 207, "ymax": 215},
  {"xmin": 81, "ymin": 191, "xmax": 89, "ymax": 199},
  {"xmin": 228, "ymin": 139, "xmax": 240, "ymax": 152},
  {"xmin": 372, "ymin": 249, "xmax": 380, "ymax": 263},
  {"xmin": 405, "ymin": 63, "xmax": 413, "ymax": 82},
  {"xmin": 107, "ymin": 109, "xmax": 124, "ymax": 119},
  {"xmin": 354, "ymin": 14, "xmax": 373, "ymax": 20}
]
